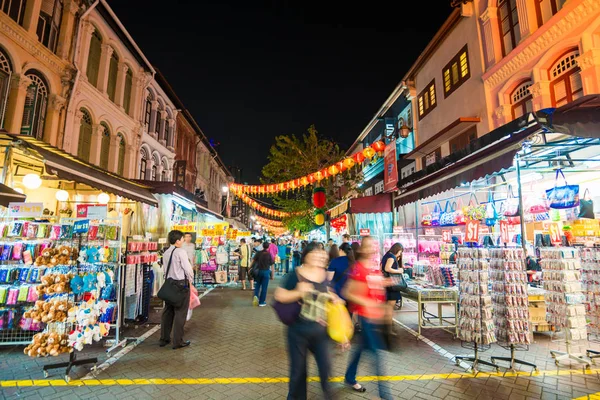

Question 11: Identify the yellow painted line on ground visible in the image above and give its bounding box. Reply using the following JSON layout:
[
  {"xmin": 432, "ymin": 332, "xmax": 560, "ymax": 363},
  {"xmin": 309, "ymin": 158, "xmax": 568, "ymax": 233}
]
[
  {"xmin": 1, "ymin": 368, "xmax": 599, "ymax": 388},
  {"xmin": 573, "ymin": 392, "xmax": 600, "ymax": 400}
]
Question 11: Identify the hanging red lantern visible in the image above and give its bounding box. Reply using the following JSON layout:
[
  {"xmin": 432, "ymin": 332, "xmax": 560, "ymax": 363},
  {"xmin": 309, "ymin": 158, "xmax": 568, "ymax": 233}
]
[
  {"xmin": 328, "ymin": 165, "xmax": 340, "ymax": 176},
  {"xmin": 294, "ymin": 178, "xmax": 301, "ymax": 188},
  {"xmin": 343, "ymin": 157, "xmax": 356, "ymax": 169},
  {"xmin": 371, "ymin": 140, "xmax": 385, "ymax": 153},
  {"xmin": 314, "ymin": 171, "xmax": 323, "ymax": 181},
  {"xmin": 336, "ymin": 161, "xmax": 346, "ymax": 172},
  {"xmin": 307, "ymin": 174, "xmax": 316, "ymax": 184},
  {"xmin": 312, "ymin": 187, "xmax": 326, "ymax": 208},
  {"xmin": 363, "ymin": 147, "xmax": 376, "ymax": 159},
  {"xmin": 353, "ymin": 152, "xmax": 365, "ymax": 164},
  {"xmin": 320, "ymin": 168, "xmax": 330, "ymax": 179}
]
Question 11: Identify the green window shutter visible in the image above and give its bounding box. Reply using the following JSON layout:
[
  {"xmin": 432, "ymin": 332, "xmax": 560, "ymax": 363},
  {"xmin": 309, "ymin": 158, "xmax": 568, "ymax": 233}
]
[
  {"xmin": 86, "ymin": 31, "xmax": 101, "ymax": 87},
  {"xmin": 100, "ymin": 129, "xmax": 110, "ymax": 169},
  {"xmin": 107, "ymin": 53, "xmax": 118, "ymax": 102},
  {"xmin": 123, "ymin": 70, "xmax": 132, "ymax": 114},
  {"xmin": 117, "ymin": 135, "xmax": 125, "ymax": 176},
  {"xmin": 78, "ymin": 111, "xmax": 92, "ymax": 162},
  {"xmin": 20, "ymin": 84, "xmax": 38, "ymax": 136}
]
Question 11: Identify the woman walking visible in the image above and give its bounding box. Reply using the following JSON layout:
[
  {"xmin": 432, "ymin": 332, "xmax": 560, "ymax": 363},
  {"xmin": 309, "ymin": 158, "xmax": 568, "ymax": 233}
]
[
  {"xmin": 382, "ymin": 243, "xmax": 404, "ymax": 334},
  {"xmin": 274, "ymin": 242, "xmax": 340, "ymax": 400},
  {"xmin": 343, "ymin": 236, "xmax": 391, "ymax": 399},
  {"xmin": 252, "ymin": 242, "xmax": 274, "ymax": 307}
]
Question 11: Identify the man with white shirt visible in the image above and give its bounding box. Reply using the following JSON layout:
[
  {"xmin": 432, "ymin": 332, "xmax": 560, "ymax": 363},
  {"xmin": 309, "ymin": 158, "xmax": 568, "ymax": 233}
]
[{"xmin": 159, "ymin": 230, "xmax": 194, "ymax": 350}]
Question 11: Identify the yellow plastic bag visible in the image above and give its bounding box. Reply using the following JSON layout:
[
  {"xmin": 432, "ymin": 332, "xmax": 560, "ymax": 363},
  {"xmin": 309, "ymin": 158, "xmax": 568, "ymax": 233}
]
[{"xmin": 326, "ymin": 302, "xmax": 354, "ymax": 343}]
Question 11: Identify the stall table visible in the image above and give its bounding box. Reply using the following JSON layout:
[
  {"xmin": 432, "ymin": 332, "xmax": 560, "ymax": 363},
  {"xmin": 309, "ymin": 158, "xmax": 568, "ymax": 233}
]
[{"xmin": 400, "ymin": 282, "xmax": 458, "ymax": 338}]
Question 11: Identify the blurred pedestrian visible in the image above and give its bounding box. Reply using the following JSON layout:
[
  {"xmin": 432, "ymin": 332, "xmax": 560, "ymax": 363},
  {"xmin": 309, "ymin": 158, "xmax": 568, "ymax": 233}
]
[
  {"xmin": 328, "ymin": 244, "xmax": 339, "ymax": 261},
  {"xmin": 235, "ymin": 238, "xmax": 254, "ymax": 291},
  {"xmin": 253, "ymin": 242, "xmax": 274, "ymax": 307},
  {"xmin": 278, "ymin": 239, "xmax": 289, "ymax": 274},
  {"xmin": 343, "ymin": 236, "xmax": 391, "ymax": 399},
  {"xmin": 382, "ymin": 243, "xmax": 404, "ymax": 334},
  {"xmin": 274, "ymin": 242, "xmax": 340, "ymax": 400},
  {"xmin": 342, "ymin": 234, "xmax": 351, "ymax": 244},
  {"xmin": 327, "ymin": 242, "xmax": 354, "ymax": 301}
]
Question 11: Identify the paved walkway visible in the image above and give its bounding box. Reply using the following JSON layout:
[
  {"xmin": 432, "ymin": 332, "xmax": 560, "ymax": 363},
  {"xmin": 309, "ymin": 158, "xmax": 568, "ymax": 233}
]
[{"xmin": 1, "ymin": 280, "xmax": 600, "ymax": 399}]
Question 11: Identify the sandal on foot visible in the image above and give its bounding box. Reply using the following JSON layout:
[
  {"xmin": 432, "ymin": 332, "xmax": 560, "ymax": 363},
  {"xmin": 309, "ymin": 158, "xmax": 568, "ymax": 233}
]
[{"xmin": 345, "ymin": 382, "xmax": 366, "ymax": 392}]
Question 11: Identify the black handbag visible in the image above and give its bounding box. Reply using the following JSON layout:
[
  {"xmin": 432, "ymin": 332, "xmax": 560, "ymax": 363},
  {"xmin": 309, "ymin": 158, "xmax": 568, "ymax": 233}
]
[
  {"xmin": 157, "ymin": 248, "xmax": 190, "ymax": 308},
  {"xmin": 578, "ymin": 189, "xmax": 594, "ymax": 219}
]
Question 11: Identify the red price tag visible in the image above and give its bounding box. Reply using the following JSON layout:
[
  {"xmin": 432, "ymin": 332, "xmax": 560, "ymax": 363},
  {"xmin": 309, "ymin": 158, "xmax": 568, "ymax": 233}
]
[
  {"xmin": 359, "ymin": 228, "xmax": 370, "ymax": 236},
  {"xmin": 442, "ymin": 230, "xmax": 451, "ymax": 243},
  {"xmin": 465, "ymin": 220, "xmax": 480, "ymax": 243},
  {"xmin": 500, "ymin": 220, "xmax": 509, "ymax": 244},
  {"xmin": 549, "ymin": 223, "xmax": 561, "ymax": 245}
]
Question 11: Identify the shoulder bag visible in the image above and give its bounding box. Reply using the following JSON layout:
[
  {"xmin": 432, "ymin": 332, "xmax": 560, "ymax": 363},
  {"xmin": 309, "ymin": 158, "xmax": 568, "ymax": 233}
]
[
  {"xmin": 157, "ymin": 249, "xmax": 190, "ymax": 308},
  {"xmin": 546, "ymin": 169, "xmax": 579, "ymax": 209},
  {"xmin": 271, "ymin": 271, "xmax": 302, "ymax": 326},
  {"xmin": 578, "ymin": 189, "xmax": 594, "ymax": 219}
]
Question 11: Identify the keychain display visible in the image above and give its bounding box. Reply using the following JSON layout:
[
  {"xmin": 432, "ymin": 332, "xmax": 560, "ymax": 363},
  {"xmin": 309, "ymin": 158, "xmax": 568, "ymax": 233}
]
[{"xmin": 579, "ymin": 247, "xmax": 600, "ymax": 337}]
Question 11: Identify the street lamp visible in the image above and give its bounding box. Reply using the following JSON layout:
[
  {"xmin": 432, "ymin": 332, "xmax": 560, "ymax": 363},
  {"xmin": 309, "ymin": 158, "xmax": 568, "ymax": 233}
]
[
  {"xmin": 399, "ymin": 124, "xmax": 411, "ymax": 139},
  {"xmin": 222, "ymin": 186, "xmax": 229, "ymax": 193}
]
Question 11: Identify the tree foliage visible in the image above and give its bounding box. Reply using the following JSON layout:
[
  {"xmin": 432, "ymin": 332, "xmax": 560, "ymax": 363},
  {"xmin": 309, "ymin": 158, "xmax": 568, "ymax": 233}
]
[{"xmin": 261, "ymin": 125, "xmax": 361, "ymax": 233}]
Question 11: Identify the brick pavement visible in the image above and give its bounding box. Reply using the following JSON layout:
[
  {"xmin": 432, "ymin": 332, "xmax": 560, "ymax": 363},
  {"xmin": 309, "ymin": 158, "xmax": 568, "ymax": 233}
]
[{"xmin": 1, "ymin": 280, "xmax": 600, "ymax": 399}]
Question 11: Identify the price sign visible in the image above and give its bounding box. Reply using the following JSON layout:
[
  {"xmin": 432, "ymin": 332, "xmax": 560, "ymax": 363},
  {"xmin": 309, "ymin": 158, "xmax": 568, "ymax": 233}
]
[
  {"xmin": 442, "ymin": 230, "xmax": 451, "ymax": 243},
  {"xmin": 549, "ymin": 223, "xmax": 562, "ymax": 245},
  {"xmin": 158, "ymin": 238, "xmax": 167, "ymax": 244},
  {"xmin": 500, "ymin": 220, "xmax": 509, "ymax": 244},
  {"xmin": 465, "ymin": 220, "xmax": 480, "ymax": 243},
  {"xmin": 73, "ymin": 219, "xmax": 90, "ymax": 234},
  {"xmin": 424, "ymin": 228, "xmax": 435, "ymax": 236},
  {"xmin": 9, "ymin": 202, "xmax": 43, "ymax": 217},
  {"xmin": 359, "ymin": 229, "xmax": 370, "ymax": 236}
]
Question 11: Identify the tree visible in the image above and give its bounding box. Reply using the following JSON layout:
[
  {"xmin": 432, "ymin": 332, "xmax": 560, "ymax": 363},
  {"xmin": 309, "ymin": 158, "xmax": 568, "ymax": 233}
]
[{"xmin": 261, "ymin": 125, "xmax": 360, "ymax": 232}]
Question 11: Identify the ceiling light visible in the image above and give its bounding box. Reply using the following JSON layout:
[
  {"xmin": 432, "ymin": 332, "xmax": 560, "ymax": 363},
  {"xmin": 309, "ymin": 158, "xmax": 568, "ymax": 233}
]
[
  {"xmin": 55, "ymin": 190, "xmax": 69, "ymax": 202},
  {"xmin": 22, "ymin": 173, "xmax": 42, "ymax": 189},
  {"xmin": 97, "ymin": 193, "xmax": 110, "ymax": 204}
]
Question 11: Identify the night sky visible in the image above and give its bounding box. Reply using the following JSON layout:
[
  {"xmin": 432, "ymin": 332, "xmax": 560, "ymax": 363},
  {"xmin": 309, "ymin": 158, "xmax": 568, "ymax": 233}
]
[{"xmin": 108, "ymin": 1, "xmax": 452, "ymax": 184}]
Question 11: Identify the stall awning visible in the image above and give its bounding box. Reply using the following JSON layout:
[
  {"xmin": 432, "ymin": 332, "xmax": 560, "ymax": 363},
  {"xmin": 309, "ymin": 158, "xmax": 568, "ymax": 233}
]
[
  {"xmin": 328, "ymin": 200, "xmax": 349, "ymax": 219},
  {"xmin": 537, "ymin": 95, "xmax": 600, "ymax": 138},
  {"xmin": 0, "ymin": 182, "xmax": 26, "ymax": 207},
  {"xmin": 7, "ymin": 134, "xmax": 158, "ymax": 206},
  {"xmin": 350, "ymin": 193, "xmax": 392, "ymax": 214}
]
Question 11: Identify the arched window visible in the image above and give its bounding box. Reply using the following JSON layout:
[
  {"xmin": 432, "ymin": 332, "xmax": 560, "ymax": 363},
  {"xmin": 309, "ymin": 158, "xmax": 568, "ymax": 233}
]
[
  {"xmin": 99, "ymin": 122, "xmax": 110, "ymax": 169},
  {"xmin": 86, "ymin": 30, "xmax": 102, "ymax": 87},
  {"xmin": 144, "ymin": 93, "xmax": 152, "ymax": 129},
  {"xmin": 550, "ymin": 50, "xmax": 583, "ymax": 107},
  {"xmin": 77, "ymin": 108, "xmax": 93, "ymax": 162},
  {"xmin": 161, "ymin": 159, "xmax": 169, "ymax": 181},
  {"xmin": 107, "ymin": 50, "xmax": 118, "ymax": 102},
  {"xmin": 37, "ymin": 0, "xmax": 63, "ymax": 53},
  {"xmin": 139, "ymin": 148, "xmax": 148, "ymax": 179},
  {"xmin": 117, "ymin": 133, "xmax": 126, "ymax": 176},
  {"xmin": 510, "ymin": 81, "xmax": 533, "ymax": 119},
  {"xmin": 154, "ymin": 103, "xmax": 162, "ymax": 134},
  {"xmin": 20, "ymin": 71, "xmax": 48, "ymax": 140},
  {"xmin": 123, "ymin": 69, "xmax": 133, "ymax": 115},
  {"xmin": 536, "ymin": 0, "xmax": 568, "ymax": 26},
  {"xmin": 152, "ymin": 154, "xmax": 160, "ymax": 180},
  {"xmin": 498, "ymin": 0, "xmax": 520, "ymax": 57},
  {"xmin": 0, "ymin": 47, "xmax": 13, "ymax": 128},
  {"xmin": 2, "ymin": 0, "xmax": 27, "ymax": 25}
]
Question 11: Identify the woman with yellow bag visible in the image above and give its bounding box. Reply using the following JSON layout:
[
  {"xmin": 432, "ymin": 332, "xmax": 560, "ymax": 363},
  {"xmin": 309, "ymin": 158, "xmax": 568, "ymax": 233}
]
[{"xmin": 274, "ymin": 242, "xmax": 346, "ymax": 400}]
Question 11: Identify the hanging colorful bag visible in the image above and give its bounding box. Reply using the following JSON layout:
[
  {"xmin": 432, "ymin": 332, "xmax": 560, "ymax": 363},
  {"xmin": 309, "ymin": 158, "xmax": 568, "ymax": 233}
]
[
  {"xmin": 485, "ymin": 191, "xmax": 498, "ymax": 226},
  {"xmin": 504, "ymin": 185, "xmax": 520, "ymax": 217},
  {"xmin": 546, "ymin": 169, "xmax": 579, "ymax": 209},
  {"xmin": 440, "ymin": 202, "xmax": 454, "ymax": 226},
  {"xmin": 421, "ymin": 204, "xmax": 432, "ymax": 226},
  {"xmin": 464, "ymin": 193, "xmax": 485, "ymax": 221},
  {"xmin": 431, "ymin": 202, "xmax": 442, "ymax": 227},
  {"xmin": 578, "ymin": 189, "xmax": 594, "ymax": 219},
  {"xmin": 453, "ymin": 201, "xmax": 466, "ymax": 225}
]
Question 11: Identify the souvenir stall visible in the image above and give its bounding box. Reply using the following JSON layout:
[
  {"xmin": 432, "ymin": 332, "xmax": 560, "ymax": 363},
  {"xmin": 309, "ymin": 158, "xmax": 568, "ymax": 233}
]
[
  {"xmin": 197, "ymin": 222, "xmax": 229, "ymax": 285},
  {"xmin": 393, "ymin": 95, "xmax": 600, "ymax": 369}
]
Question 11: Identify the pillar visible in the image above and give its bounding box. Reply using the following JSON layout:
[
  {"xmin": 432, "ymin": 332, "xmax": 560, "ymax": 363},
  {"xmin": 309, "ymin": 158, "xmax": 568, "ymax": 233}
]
[
  {"xmin": 108, "ymin": 133, "xmax": 120, "ymax": 173},
  {"xmin": 124, "ymin": 144, "xmax": 137, "ymax": 179},
  {"xmin": 43, "ymin": 94, "xmax": 66, "ymax": 146},
  {"xmin": 529, "ymin": 81, "xmax": 552, "ymax": 110},
  {"xmin": 56, "ymin": 0, "xmax": 79, "ymax": 59},
  {"xmin": 97, "ymin": 44, "xmax": 114, "ymax": 95},
  {"xmin": 167, "ymin": 118, "xmax": 175, "ymax": 150},
  {"xmin": 114, "ymin": 63, "xmax": 128, "ymax": 108},
  {"xmin": 480, "ymin": 6, "xmax": 503, "ymax": 68},
  {"xmin": 22, "ymin": 0, "xmax": 42, "ymax": 35},
  {"xmin": 578, "ymin": 48, "xmax": 600, "ymax": 95},
  {"xmin": 158, "ymin": 110, "xmax": 167, "ymax": 144},
  {"xmin": 516, "ymin": 0, "xmax": 539, "ymax": 40},
  {"xmin": 4, "ymin": 74, "xmax": 32, "ymax": 134},
  {"xmin": 89, "ymin": 124, "xmax": 105, "ymax": 165},
  {"xmin": 68, "ymin": 109, "xmax": 84, "ymax": 156},
  {"xmin": 148, "ymin": 100, "xmax": 158, "ymax": 137},
  {"xmin": 78, "ymin": 21, "xmax": 96, "ymax": 79}
]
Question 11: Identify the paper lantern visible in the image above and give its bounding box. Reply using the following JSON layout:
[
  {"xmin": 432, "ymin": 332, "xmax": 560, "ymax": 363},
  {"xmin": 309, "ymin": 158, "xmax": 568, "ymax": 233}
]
[
  {"xmin": 307, "ymin": 174, "xmax": 316, "ymax": 184},
  {"xmin": 336, "ymin": 161, "xmax": 346, "ymax": 172},
  {"xmin": 314, "ymin": 171, "xmax": 324, "ymax": 181},
  {"xmin": 314, "ymin": 209, "xmax": 325, "ymax": 226},
  {"xmin": 320, "ymin": 168, "xmax": 330, "ymax": 179},
  {"xmin": 300, "ymin": 176, "xmax": 309, "ymax": 186},
  {"xmin": 363, "ymin": 147, "xmax": 376, "ymax": 159},
  {"xmin": 343, "ymin": 158, "xmax": 356, "ymax": 169},
  {"xmin": 371, "ymin": 140, "xmax": 385, "ymax": 152},
  {"xmin": 312, "ymin": 187, "xmax": 326, "ymax": 208},
  {"xmin": 294, "ymin": 178, "xmax": 301, "ymax": 188},
  {"xmin": 353, "ymin": 152, "xmax": 365, "ymax": 164},
  {"xmin": 328, "ymin": 165, "xmax": 339, "ymax": 176}
]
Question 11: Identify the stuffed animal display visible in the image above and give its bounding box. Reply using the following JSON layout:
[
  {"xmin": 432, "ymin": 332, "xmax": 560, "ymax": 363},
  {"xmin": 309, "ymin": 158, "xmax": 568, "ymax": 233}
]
[
  {"xmin": 23, "ymin": 332, "xmax": 71, "ymax": 357},
  {"xmin": 67, "ymin": 299, "xmax": 111, "ymax": 351},
  {"xmin": 23, "ymin": 299, "xmax": 72, "ymax": 323},
  {"xmin": 35, "ymin": 273, "xmax": 74, "ymax": 297},
  {"xmin": 33, "ymin": 246, "xmax": 78, "ymax": 267}
]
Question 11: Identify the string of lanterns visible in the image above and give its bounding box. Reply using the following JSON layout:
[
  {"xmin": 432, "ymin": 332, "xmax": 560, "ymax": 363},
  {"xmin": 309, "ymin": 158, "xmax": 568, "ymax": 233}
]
[
  {"xmin": 255, "ymin": 216, "xmax": 284, "ymax": 227},
  {"xmin": 229, "ymin": 140, "xmax": 385, "ymax": 196},
  {"xmin": 231, "ymin": 189, "xmax": 293, "ymax": 218}
]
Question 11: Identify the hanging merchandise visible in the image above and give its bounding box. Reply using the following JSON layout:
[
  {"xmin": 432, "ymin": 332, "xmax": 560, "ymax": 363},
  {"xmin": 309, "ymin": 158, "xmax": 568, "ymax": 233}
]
[
  {"xmin": 463, "ymin": 193, "xmax": 485, "ymax": 221},
  {"xmin": 580, "ymin": 248, "xmax": 600, "ymax": 338},
  {"xmin": 454, "ymin": 199, "xmax": 466, "ymax": 225},
  {"xmin": 546, "ymin": 170, "xmax": 580, "ymax": 210},
  {"xmin": 504, "ymin": 185, "xmax": 520, "ymax": 217},
  {"xmin": 485, "ymin": 191, "xmax": 498, "ymax": 226},
  {"xmin": 578, "ymin": 189, "xmax": 594, "ymax": 219},
  {"xmin": 421, "ymin": 204, "xmax": 432, "ymax": 226},
  {"xmin": 440, "ymin": 202, "xmax": 454, "ymax": 227}
]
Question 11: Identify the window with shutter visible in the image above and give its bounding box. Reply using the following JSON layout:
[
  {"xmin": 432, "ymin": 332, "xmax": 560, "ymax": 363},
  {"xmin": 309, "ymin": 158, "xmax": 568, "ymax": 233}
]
[
  {"xmin": 498, "ymin": 0, "xmax": 520, "ymax": 56},
  {"xmin": 123, "ymin": 69, "xmax": 132, "ymax": 115},
  {"xmin": 0, "ymin": 48, "xmax": 12, "ymax": 129},
  {"xmin": 417, "ymin": 80, "xmax": 436, "ymax": 120},
  {"xmin": 77, "ymin": 109, "xmax": 92, "ymax": 162},
  {"xmin": 2, "ymin": 0, "xmax": 27, "ymax": 26},
  {"xmin": 144, "ymin": 95, "xmax": 152, "ymax": 128},
  {"xmin": 549, "ymin": 50, "xmax": 583, "ymax": 107},
  {"xmin": 510, "ymin": 81, "xmax": 533, "ymax": 119},
  {"xmin": 86, "ymin": 30, "xmax": 102, "ymax": 87},
  {"xmin": 442, "ymin": 45, "xmax": 470, "ymax": 97},
  {"xmin": 139, "ymin": 148, "xmax": 148, "ymax": 179},
  {"xmin": 107, "ymin": 51, "xmax": 118, "ymax": 102},
  {"xmin": 20, "ymin": 72, "xmax": 48, "ymax": 140},
  {"xmin": 117, "ymin": 133, "xmax": 125, "ymax": 176},
  {"xmin": 37, "ymin": 0, "xmax": 62, "ymax": 53},
  {"xmin": 99, "ymin": 123, "xmax": 110, "ymax": 169}
]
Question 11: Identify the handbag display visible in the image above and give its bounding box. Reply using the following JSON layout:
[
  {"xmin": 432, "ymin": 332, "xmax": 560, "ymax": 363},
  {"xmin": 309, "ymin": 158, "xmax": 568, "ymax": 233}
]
[
  {"xmin": 440, "ymin": 202, "xmax": 454, "ymax": 226},
  {"xmin": 431, "ymin": 202, "xmax": 442, "ymax": 227},
  {"xmin": 504, "ymin": 185, "xmax": 520, "ymax": 217},
  {"xmin": 157, "ymin": 249, "xmax": 190, "ymax": 308},
  {"xmin": 546, "ymin": 169, "xmax": 579, "ymax": 209},
  {"xmin": 578, "ymin": 189, "xmax": 594, "ymax": 219},
  {"xmin": 453, "ymin": 200, "xmax": 466, "ymax": 225},
  {"xmin": 464, "ymin": 193, "xmax": 485, "ymax": 221},
  {"xmin": 485, "ymin": 191, "xmax": 498, "ymax": 226},
  {"xmin": 421, "ymin": 204, "xmax": 432, "ymax": 226},
  {"xmin": 215, "ymin": 269, "xmax": 227, "ymax": 284}
]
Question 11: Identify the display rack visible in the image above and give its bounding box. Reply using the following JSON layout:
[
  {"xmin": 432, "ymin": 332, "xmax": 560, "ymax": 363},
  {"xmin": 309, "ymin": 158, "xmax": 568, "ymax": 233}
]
[
  {"xmin": 488, "ymin": 247, "xmax": 536, "ymax": 372},
  {"xmin": 417, "ymin": 233, "xmax": 441, "ymax": 264},
  {"xmin": 455, "ymin": 246, "xmax": 499, "ymax": 373},
  {"xmin": 579, "ymin": 247, "xmax": 600, "ymax": 363},
  {"xmin": 383, "ymin": 233, "xmax": 417, "ymax": 265},
  {"xmin": 540, "ymin": 247, "xmax": 591, "ymax": 367}
]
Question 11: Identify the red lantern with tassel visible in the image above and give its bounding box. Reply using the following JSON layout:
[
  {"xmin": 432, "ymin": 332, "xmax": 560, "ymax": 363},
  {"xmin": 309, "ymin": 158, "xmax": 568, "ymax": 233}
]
[
  {"xmin": 312, "ymin": 187, "xmax": 326, "ymax": 208},
  {"xmin": 371, "ymin": 140, "xmax": 385, "ymax": 153},
  {"xmin": 353, "ymin": 152, "xmax": 365, "ymax": 164},
  {"xmin": 307, "ymin": 174, "xmax": 316, "ymax": 184}
]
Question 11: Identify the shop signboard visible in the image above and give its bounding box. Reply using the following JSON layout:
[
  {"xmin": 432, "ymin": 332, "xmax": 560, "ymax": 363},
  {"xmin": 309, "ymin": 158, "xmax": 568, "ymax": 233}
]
[
  {"xmin": 393, "ymin": 226, "xmax": 403, "ymax": 234},
  {"xmin": 384, "ymin": 139, "xmax": 398, "ymax": 193},
  {"xmin": 442, "ymin": 230, "xmax": 451, "ymax": 243},
  {"xmin": 359, "ymin": 229, "xmax": 370, "ymax": 236},
  {"xmin": 201, "ymin": 229, "xmax": 216, "ymax": 236},
  {"xmin": 8, "ymin": 202, "xmax": 43, "ymax": 217},
  {"xmin": 465, "ymin": 220, "xmax": 479, "ymax": 243},
  {"xmin": 76, "ymin": 204, "xmax": 107, "ymax": 219},
  {"xmin": 500, "ymin": 220, "xmax": 509, "ymax": 244},
  {"xmin": 172, "ymin": 224, "xmax": 195, "ymax": 233},
  {"xmin": 73, "ymin": 219, "xmax": 90, "ymax": 234},
  {"xmin": 549, "ymin": 223, "xmax": 562, "ymax": 245}
]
